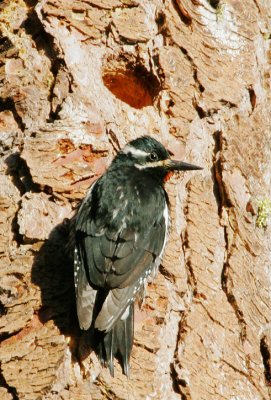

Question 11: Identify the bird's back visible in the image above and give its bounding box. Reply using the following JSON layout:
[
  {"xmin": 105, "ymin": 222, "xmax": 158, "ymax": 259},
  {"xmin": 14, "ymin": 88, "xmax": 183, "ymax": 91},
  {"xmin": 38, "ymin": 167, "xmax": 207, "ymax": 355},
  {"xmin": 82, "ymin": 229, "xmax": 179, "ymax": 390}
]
[{"xmin": 74, "ymin": 164, "xmax": 168, "ymax": 376}]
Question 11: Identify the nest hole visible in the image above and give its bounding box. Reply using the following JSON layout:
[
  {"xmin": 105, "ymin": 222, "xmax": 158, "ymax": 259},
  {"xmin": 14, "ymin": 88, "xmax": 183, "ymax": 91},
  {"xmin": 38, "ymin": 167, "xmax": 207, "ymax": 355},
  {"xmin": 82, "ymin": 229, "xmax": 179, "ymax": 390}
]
[{"xmin": 103, "ymin": 62, "xmax": 161, "ymax": 109}]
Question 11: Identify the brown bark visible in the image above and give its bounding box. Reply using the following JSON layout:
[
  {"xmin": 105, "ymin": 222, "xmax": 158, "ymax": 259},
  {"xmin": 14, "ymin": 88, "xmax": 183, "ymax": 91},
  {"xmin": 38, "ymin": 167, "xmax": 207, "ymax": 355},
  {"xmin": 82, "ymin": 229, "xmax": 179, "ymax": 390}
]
[{"xmin": 0, "ymin": 0, "xmax": 271, "ymax": 399}]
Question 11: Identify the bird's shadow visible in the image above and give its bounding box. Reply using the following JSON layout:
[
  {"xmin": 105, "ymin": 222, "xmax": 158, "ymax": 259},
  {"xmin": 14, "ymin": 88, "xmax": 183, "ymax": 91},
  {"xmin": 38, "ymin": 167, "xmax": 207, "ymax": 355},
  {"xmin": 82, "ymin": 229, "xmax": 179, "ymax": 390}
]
[
  {"xmin": 4, "ymin": 153, "xmax": 92, "ymax": 362},
  {"xmin": 31, "ymin": 218, "xmax": 85, "ymax": 358}
]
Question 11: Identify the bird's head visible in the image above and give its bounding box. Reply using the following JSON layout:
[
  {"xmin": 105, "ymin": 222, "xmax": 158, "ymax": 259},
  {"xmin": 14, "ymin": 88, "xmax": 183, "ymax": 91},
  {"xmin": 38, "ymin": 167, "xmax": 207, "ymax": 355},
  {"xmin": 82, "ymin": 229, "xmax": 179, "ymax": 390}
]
[{"xmin": 117, "ymin": 136, "xmax": 202, "ymax": 182}]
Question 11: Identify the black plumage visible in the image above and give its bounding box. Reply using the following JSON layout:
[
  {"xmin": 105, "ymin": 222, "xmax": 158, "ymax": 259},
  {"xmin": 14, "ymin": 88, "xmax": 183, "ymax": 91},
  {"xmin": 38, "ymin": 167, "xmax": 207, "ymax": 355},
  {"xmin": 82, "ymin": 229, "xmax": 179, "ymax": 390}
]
[{"xmin": 73, "ymin": 136, "xmax": 202, "ymax": 376}]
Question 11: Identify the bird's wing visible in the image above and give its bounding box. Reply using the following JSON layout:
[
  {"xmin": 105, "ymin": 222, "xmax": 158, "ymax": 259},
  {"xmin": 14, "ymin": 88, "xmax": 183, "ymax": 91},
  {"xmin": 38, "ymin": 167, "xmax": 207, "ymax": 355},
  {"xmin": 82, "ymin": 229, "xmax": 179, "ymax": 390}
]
[
  {"xmin": 75, "ymin": 180, "xmax": 168, "ymax": 332},
  {"xmin": 74, "ymin": 244, "xmax": 97, "ymax": 329},
  {"xmin": 74, "ymin": 182, "xmax": 99, "ymax": 330}
]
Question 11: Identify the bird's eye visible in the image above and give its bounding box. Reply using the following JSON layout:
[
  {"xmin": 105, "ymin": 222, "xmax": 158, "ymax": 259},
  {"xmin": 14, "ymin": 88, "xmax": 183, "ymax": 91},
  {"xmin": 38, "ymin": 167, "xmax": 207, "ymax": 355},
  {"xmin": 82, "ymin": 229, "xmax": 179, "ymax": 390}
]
[{"xmin": 149, "ymin": 152, "xmax": 158, "ymax": 161}]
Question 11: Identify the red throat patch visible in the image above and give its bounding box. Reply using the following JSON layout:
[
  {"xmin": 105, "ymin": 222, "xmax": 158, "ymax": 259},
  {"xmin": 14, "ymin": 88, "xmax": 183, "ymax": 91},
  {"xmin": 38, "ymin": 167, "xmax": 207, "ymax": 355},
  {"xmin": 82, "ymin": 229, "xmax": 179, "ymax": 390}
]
[{"xmin": 164, "ymin": 171, "xmax": 174, "ymax": 182}]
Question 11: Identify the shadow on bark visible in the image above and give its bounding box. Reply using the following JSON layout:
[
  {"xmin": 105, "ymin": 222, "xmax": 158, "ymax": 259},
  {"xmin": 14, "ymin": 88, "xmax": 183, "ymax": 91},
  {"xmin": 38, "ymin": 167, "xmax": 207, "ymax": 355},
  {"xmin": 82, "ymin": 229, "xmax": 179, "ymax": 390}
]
[
  {"xmin": 31, "ymin": 218, "xmax": 100, "ymax": 367},
  {"xmin": 31, "ymin": 218, "xmax": 80, "ymax": 345}
]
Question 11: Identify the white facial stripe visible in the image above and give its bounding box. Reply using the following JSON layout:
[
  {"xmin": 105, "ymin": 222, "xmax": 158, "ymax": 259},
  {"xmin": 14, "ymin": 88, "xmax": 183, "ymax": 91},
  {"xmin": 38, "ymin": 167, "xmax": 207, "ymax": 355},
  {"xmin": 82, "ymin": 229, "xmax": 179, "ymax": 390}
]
[
  {"xmin": 135, "ymin": 160, "xmax": 167, "ymax": 170},
  {"xmin": 122, "ymin": 144, "xmax": 149, "ymax": 157}
]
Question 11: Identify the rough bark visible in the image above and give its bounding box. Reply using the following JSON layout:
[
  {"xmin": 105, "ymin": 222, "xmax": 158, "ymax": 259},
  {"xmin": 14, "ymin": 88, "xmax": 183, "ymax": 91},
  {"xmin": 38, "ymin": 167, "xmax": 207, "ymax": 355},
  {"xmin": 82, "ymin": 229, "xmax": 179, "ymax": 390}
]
[{"xmin": 0, "ymin": 0, "xmax": 271, "ymax": 399}]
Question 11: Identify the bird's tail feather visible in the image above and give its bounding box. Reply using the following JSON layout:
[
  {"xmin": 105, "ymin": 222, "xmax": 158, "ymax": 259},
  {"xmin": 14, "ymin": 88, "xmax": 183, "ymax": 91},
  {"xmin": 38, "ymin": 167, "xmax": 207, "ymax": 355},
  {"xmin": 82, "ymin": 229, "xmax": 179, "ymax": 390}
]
[{"xmin": 95, "ymin": 304, "xmax": 134, "ymax": 377}]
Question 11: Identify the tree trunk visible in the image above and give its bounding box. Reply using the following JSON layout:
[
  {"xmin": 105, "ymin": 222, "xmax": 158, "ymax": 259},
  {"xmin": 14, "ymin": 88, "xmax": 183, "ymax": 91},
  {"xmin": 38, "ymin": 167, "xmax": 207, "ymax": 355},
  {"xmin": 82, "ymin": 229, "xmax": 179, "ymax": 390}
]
[{"xmin": 1, "ymin": 0, "xmax": 271, "ymax": 399}]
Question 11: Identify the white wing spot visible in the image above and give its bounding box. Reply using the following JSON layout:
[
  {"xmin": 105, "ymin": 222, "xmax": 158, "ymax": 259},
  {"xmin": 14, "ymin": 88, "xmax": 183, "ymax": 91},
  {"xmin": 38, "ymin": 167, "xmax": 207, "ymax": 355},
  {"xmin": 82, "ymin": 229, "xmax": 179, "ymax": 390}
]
[
  {"xmin": 121, "ymin": 221, "xmax": 127, "ymax": 230},
  {"xmin": 121, "ymin": 306, "xmax": 130, "ymax": 320},
  {"xmin": 112, "ymin": 209, "xmax": 119, "ymax": 219},
  {"xmin": 134, "ymin": 186, "xmax": 140, "ymax": 203},
  {"xmin": 123, "ymin": 199, "xmax": 128, "ymax": 208},
  {"xmin": 159, "ymin": 202, "xmax": 169, "ymax": 259}
]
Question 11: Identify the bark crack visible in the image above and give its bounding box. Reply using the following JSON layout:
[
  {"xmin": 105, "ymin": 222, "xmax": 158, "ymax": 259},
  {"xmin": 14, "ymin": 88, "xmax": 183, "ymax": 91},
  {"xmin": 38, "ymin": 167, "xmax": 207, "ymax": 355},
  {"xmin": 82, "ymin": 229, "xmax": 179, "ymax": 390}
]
[
  {"xmin": 172, "ymin": 183, "xmax": 201, "ymax": 395},
  {"xmin": 4, "ymin": 153, "xmax": 53, "ymax": 245},
  {"xmin": 181, "ymin": 228, "xmax": 197, "ymax": 295},
  {"xmin": 260, "ymin": 336, "xmax": 271, "ymax": 387},
  {"xmin": 0, "ymin": 98, "xmax": 26, "ymax": 132},
  {"xmin": 4, "ymin": 0, "xmax": 74, "ymax": 128},
  {"xmin": 176, "ymin": 47, "xmax": 226, "ymax": 121},
  {"xmin": 179, "ymin": 47, "xmax": 205, "ymax": 95},
  {"xmin": 23, "ymin": 3, "xmax": 73, "ymax": 121},
  {"xmin": 170, "ymin": 362, "xmax": 182, "ymax": 395},
  {"xmin": 212, "ymin": 130, "xmax": 247, "ymax": 341},
  {"xmin": 5, "ymin": 153, "xmax": 41, "ymax": 196},
  {"xmin": 0, "ymin": 365, "xmax": 19, "ymax": 400},
  {"xmin": 170, "ymin": 362, "xmax": 192, "ymax": 399},
  {"xmin": 221, "ymin": 359, "xmax": 267, "ymax": 399},
  {"xmin": 170, "ymin": 310, "xmax": 192, "ymax": 396},
  {"xmin": 0, "ymin": 327, "xmax": 24, "ymax": 343},
  {"xmin": 107, "ymin": 128, "xmax": 121, "ymax": 153},
  {"xmin": 199, "ymin": 302, "xmax": 233, "ymax": 331},
  {"xmin": 171, "ymin": 0, "xmax": 192, "ymax": 26}
]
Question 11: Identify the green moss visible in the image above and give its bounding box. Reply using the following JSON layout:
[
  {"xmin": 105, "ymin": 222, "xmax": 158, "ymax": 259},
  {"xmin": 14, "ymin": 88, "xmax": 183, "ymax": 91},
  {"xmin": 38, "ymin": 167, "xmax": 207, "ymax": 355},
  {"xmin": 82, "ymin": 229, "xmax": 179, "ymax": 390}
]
[
  {"xmin": 256, "ymin": 198, "xmax": 271, "ymax": 228},
  {"xmin": 263, "ymin": 32, "xmax": 271, "ymax": 40},
  {"xmin": 216, "ymin": 3, "xmax": 226, "ymax": 21}
]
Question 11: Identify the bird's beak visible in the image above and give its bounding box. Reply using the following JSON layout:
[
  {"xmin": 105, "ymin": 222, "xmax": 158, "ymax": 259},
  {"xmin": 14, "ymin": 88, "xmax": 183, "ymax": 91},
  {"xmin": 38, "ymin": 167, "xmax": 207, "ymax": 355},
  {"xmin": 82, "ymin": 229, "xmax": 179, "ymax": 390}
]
[{"xmin": 164, "ymin": 159, "xmax": 203, "ymax": 171}]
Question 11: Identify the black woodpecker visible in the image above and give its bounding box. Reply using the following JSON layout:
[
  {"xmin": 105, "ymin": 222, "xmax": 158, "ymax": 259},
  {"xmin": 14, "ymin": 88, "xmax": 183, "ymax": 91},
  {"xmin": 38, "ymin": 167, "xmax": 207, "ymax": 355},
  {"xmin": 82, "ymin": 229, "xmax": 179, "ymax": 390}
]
[{"xmin": 74, "ymin": 135, "xmax": 202, "ymax": 376}]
